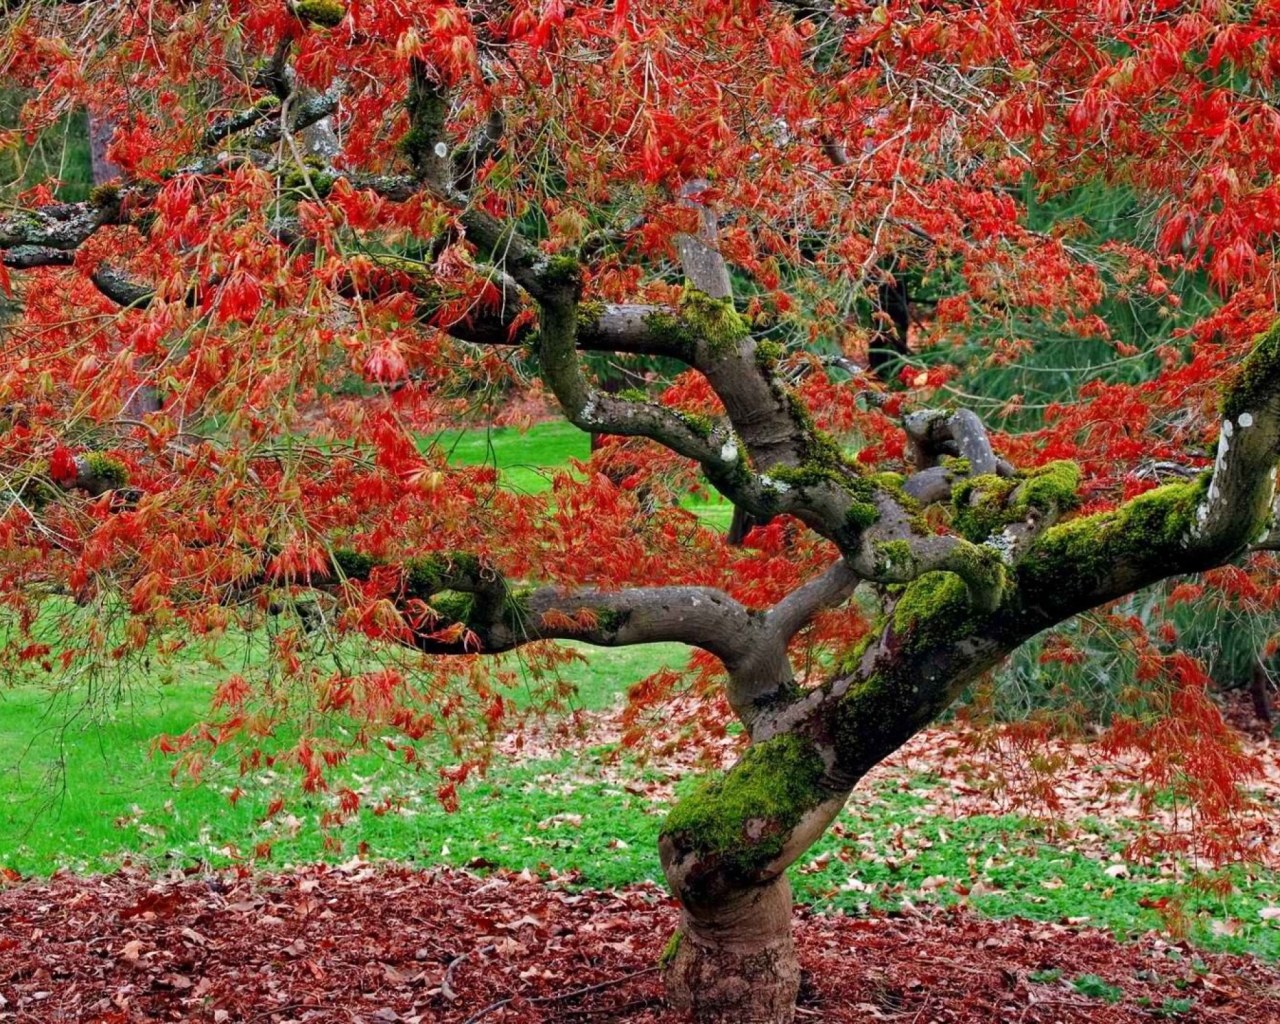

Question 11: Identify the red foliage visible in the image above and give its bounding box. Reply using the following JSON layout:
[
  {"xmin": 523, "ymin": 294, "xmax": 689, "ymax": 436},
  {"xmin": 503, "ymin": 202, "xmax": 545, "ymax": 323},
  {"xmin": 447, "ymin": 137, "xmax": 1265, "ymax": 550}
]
[{"xmin": 0, "ymin": 0, "xmax": 1277, "ymax": 850}]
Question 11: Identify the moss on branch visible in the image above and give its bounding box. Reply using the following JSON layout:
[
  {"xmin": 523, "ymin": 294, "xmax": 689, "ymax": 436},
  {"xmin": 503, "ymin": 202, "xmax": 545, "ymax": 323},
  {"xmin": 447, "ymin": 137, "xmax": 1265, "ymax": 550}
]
[
  {"xmin": 403, "ymin": 552, "xmax": 483, "ymax": 599},
  {"xmin": 678, "ymin": 287, "xmax": 750, "ymax": 353},
  {"xmin": 641, "ymin": 286, "xmax": 749, "ymax": 359},
  {"xmin": 754, "ymin": 340, "xmax": 785, "ymax": 372},
  {"xmin": 80, "ymin": 452, "xmax": 129, "ymax": 490},
  {"xmin": 294, "ymin": 0, "xmax": 346, "ymax": 28},
  {"xmin": 892, "ymin": 571, "xmax": 973, "ymax": 651},
  {"xmin": 951, "ymin": 461, "xmax": 1080, "ymax": 543},
  {"xmin": 1221, "ymin": 319, "xmax": 1280, "ymax": 422},
  {"xmin": 1016, "ymin": 475, "xmax": 1210, "ymax": 597}
]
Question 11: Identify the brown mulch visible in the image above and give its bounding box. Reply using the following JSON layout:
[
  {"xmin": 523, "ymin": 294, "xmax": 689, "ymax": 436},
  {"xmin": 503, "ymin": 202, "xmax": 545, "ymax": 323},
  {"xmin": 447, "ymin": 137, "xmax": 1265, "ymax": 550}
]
[{"xmin": 1, "ymin": 866, "xmax": 1278, "ymax": 1023}]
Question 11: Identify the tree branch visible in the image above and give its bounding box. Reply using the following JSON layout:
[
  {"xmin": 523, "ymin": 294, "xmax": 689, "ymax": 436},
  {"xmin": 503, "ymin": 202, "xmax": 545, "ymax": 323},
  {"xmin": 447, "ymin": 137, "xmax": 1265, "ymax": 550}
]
[
  {"xmin": 327, "ymin": 550, "xmax": 761, "ymax": 666},
  {"xmin": 765, "ymin": 559, "xmax": 859, "ymax": 641},
  {"xmin": 0, "ymin": 197, "xmax": 122, "ymax": 251}
]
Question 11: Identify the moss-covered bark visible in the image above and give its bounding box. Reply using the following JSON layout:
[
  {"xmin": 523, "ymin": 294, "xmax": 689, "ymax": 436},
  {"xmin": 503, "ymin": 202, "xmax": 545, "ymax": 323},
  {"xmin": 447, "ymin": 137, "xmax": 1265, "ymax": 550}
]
[{"xmin": 661, "ymin": 733, "xmax": 828, "ymax": 891}]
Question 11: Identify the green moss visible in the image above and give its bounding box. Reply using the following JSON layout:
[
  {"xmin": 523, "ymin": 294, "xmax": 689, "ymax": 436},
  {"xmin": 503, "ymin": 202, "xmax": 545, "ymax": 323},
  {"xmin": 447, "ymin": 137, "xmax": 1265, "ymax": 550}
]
[
  {"xmin": 1222, "ymin": 319, "xmax": 1280, "ymax": 421},
  {"xmin": 940, "ymin": 456, "xmax": 970, "ymax": 474},
  {"xmin": 330, "ymin": 550, "xmax": 487, "ymax": 606},
  {"xmin": 87, "ymin": 183, "xmax": 121, "ymax": 209},
  {"xmin": 294, "ymin": 0, "xmax": 346, "ymax": 28},
  {"xmin": 254, "ymin": 95, "xmax": 282, "ymax": 112},
  {"xmin": 401, "ymin": 71, "xmax": 449, "ymax": 175},
  {"xmin": 542, "ymin": 255, "xmax": 582, "ymax": 291},
  {"xmin": 944, "ymin": 541, "xmax": 1007, "ymax": 606},
  {"xmin": 754, "ymin": 340, "xmax": 785, "ymax": 372},
  {"xmin": 616, "ymin": 388, "xmax": 649, "ymax": 403},
  {"xmin": 660, "ymin": 733, "xmax": 826, "ymax": 882},
  {"xmin": 642, "ymin": 309, "xmax": 696, "ymax": 359},
  {"xmin": 892, "ymin": 571, "xmax": 973, "ymax": 650},
  {"xmin": 81, "ymin": 452, "xmax": 128, "ymax": 489},
  {"xmin": 845, "ymin": 502, "xmax": 880, "ymax": 531},
  {"xmin": 659, "ymin": 930, "xmax": 683, "ymax": 966},
  {"xmin": 951, "ymin": 474, "xmax": 1018, "ymax": 542},
  {"xmin": 869, "ymin": 471, "xmax": 919, "ymax": 511},
  {"xmin": 845, "ymin": 475, "xmax": 881, "ymax": 531},
  {"xmin": 429, "ymin": 591, "xmax": 474, "ymax": 624},
  {"xmin": 1017, "ymin": 460, "xmax": 1081, "ymax": 515},
  {"xmin": 767, "ymin": 462, "xmax": 846, "ymax": 489},
  {"xmin": 951, "ymin": 462, "xmax": 1080, "ymax": 543},
  {"xmin": 404, "ymin": 552, "xmax": 481, "ymax": 598},
  {"xmin": 873, "ymin": 539, "xmax": 915, "ymax": 577},
  {"xmin": 330, "ymin": 548, "xmax": 379, "ymax": 580},
  {"xmin": 870, "ymin": 471, "xmax": 906, "ymax": 489},
  {"xmin": 832, "ymin": 663, "xmax": 949, "ymax": 774},
  {"xmin": 676, "ymin": 411, "xmax": 715, "ymax": 438},
  {"xmin": 836, "ymin": 626, "xmax": 880, "ymax": 674},
  {"xmin": 283, "ymin": 169, "xmax": 336, "ymax": 198},
  {"xmin": 576, "ymin": 300, "xmax": 605, "ymax": 333},
  {"xmin": 678, "ymin": 287, "xmax": 750, "ymax": 354},
  {"xmin": 1017, "ymin": 476, "xmax": 1209, "ymax": 596}
]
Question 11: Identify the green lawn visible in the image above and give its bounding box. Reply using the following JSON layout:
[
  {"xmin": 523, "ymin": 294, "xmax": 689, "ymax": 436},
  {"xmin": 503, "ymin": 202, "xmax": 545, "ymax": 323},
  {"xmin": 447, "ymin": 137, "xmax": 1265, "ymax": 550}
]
[
  {"xmin": 430, "ymin": 419, "xmax": 737, "ymax": 528},
  {"xmin": 2, "ymin": 421, "xmax": 1279, "ymax": 963},
  {"xmin": 5, "ymin": 677, "xmax": 1279, "ymax": 960}
]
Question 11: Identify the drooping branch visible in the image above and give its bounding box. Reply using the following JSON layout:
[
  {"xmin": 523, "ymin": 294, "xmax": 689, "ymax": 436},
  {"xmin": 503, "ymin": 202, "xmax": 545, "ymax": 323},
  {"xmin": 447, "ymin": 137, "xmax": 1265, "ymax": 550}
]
[{"xmin": 326, "ymin": 550, "xmax": 767, "ymax": 670}]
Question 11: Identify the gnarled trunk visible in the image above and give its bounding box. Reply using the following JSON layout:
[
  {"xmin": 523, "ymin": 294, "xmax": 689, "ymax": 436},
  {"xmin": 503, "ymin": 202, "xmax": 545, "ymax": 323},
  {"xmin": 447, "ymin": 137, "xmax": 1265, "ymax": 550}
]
[
  {"xmin": 664, "ymin": 876, "xmax": 799, "ymax": 1024},
  {"xmin": 657, "ymin": 731, "xmax": 853, "ymax": 1023}
]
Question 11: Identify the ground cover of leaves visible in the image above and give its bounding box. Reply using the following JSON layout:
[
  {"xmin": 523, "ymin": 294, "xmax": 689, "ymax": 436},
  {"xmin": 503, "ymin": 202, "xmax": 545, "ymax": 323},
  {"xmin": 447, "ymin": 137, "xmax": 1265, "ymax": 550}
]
[{"xmin": 2, "ymin": 864, "xmax": 1277, "ymax": 1023}]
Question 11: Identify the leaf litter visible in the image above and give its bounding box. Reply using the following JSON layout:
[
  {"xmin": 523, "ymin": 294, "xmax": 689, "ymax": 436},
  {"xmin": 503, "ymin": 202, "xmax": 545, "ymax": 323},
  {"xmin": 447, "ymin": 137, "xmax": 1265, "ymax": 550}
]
[{"xmin": 2, "ymin": 864, "xmax": 1278, "ymax": 1022}]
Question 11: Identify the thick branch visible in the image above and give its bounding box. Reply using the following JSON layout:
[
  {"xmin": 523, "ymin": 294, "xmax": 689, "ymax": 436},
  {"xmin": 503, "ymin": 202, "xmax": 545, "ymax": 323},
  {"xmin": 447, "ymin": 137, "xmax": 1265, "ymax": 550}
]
[
  {"xmin": 677, "ymin": 180, "xmax": 733, "ymax": 300},
  {"xmin": 0, "ymin": 198, "xmax": 121, "ymax": 251},
  {"xmin": 2, "ymin": 246, "xmax": 74, "ymax": 270},
  {"xmin": 247, "ymin": 88, "xmax": 341, "ymax": 148}
]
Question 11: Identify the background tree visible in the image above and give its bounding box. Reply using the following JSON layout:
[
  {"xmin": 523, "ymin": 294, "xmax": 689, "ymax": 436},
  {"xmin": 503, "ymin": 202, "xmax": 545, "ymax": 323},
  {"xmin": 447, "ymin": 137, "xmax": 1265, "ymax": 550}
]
[{"xmin": 2, "ymin": 2, "xmax": 1280, "ymax": 1022}]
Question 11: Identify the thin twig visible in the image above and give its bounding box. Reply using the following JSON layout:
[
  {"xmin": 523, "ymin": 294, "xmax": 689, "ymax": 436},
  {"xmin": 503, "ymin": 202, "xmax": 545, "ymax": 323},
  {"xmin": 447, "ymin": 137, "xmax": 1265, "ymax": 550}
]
[
  {"xmin": 443, "ymin": 944, "xmax": 496, "ymax": 1002},
  {"xmin": 460, "ymin": 966, "xmax": 661, "ymax": 1024}
]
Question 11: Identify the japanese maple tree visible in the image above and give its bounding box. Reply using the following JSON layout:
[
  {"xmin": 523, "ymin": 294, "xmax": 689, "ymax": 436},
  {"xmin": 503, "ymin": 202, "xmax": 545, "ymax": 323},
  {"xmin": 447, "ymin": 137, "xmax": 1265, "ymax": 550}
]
[{"xmin": 3, "ymin": 1, "xmax": 1280, "ymax": 1021}]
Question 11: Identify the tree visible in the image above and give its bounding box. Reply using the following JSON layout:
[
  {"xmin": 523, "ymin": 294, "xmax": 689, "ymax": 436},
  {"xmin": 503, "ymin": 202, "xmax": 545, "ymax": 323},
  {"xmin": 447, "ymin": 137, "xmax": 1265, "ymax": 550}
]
[{"xmin": 2, "ymin": 2, "xmax": 1279, "ymax": 1021}]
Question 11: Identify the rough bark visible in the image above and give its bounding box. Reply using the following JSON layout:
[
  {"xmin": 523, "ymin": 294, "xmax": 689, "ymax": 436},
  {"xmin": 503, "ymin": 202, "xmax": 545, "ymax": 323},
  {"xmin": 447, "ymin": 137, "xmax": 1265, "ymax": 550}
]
[
  {"xmin": 88, "ymin": 113, "xmax": 121, "ymax": 185},
  {"xmin": 1251, "ymin": 657, "xmax": 1274, "ymax": 726},
  {"xmin": 663, "ymin": 877, "xmax": 801, "ymax": 1024}
]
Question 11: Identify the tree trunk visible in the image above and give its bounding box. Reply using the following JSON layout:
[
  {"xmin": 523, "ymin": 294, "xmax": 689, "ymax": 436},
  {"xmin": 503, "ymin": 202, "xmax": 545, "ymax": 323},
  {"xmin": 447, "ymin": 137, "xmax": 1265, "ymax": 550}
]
[
  {"xmin": 866, "ymin": 274, "xmax": 910, "ymax": 382},
  {"xmin": 1250, "ymin": 656, "xmax": 1273, "ymax": 726},
  {"xmin": 664, "ymin": 875, "xmax": 800, "ymax": 1023},
  {"xmin": 88, "ymin": 113, "xmax": 121, "ymax": 185}
]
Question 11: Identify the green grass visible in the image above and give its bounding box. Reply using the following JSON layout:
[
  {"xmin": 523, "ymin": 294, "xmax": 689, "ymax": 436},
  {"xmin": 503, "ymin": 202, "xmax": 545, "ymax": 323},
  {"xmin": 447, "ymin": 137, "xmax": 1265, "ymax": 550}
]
[
  {"xmin": 6, "ymin": 696, "xmax": 1280, "ymax": 961},
  {"xmin": 427, "ymin": 420, "xmax": 589, "ymax": 495},
  {"xmin": 432, "ymin": 419, "xmax": 737, "ymax": 527},
  {"xmin": 0, "ymin": 636, "xmax": 690, "ymax": 874},
  {"xmin": 1, "ymin": 97, "xmax": 95, "ymax": 203}
]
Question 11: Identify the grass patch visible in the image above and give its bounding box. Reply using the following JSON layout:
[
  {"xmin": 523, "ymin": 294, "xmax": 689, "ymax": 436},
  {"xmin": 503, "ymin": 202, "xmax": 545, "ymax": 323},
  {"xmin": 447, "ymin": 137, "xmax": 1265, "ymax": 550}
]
[
  {"xmin": 5, "ymin": 693, "xmax": 1280, "ymax": 962},
  {"xmin": 434, "ymin": 420, "xmax": 736, "ymax": 526}
]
